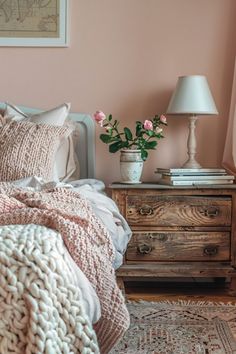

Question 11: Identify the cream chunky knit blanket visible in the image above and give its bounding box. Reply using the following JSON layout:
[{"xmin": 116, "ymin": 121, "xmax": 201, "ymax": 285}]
[
  {"xmin": 0, "ymin": 186, "xmax": 129, "ymax": 354},
  {"xmin": 0, "ymin": 224, "xmax": 99, "ymax": 354}
]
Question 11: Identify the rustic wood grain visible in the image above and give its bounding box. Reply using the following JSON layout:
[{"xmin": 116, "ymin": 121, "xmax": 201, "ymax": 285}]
[
  {"xmin": 231, "ymin": 193, "xmax": 236, "ymax": 267},
  {"xmin": 126, "ymin": 231, "xmax": 230, "ymax": 261},
  {"xmin": 110, "ymin": 184, "xmax": 236, "ymax": 294},
  {"xmin": 125, "ymin": 280, "xmax": 236, "ymax": 302},
  {"xmin": 126, "ymin": 195, "xmax": 231, "ymax": 226},
  {"xmin": 116, "ymin": 262, "xmax": 236, "ymax": 277}
]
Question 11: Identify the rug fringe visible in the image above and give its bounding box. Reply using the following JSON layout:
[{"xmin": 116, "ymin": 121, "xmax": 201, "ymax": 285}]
[{"xmin": 127, "ymin": 299, "xmax": 236, "ymax": 307}]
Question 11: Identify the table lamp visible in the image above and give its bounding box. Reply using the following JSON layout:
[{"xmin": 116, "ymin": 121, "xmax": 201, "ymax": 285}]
[{"xmin": 166, "ymin": 75, "xmax": 218, "ymax": 168}]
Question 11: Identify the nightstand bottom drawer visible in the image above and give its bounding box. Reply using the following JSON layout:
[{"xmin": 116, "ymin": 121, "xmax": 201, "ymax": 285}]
[{"xmin": 126, "ymin": 231, "xmax": 230, "ymax": 262}]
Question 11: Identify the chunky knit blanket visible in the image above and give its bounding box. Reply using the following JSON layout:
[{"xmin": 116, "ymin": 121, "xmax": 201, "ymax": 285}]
[
  {"xmin": 0, "ymin": 224, "xmax": 99, "ymax": 354},
  {"xmin": 0, "ymin": 186, "xmax": 130, "ymax": 353}
]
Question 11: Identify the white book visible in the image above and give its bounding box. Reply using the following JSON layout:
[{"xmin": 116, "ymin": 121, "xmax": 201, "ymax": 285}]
[
  {"xmin": 161, "ymin": 174, "xmax": 235, "ymax": 181},
  {"xmin": 155, "ymin": 168, "xmax": 226, "ymax": 175},
  {"xmin": 158, "ymin": 179, "xmax": 234, "ymax": 186}
]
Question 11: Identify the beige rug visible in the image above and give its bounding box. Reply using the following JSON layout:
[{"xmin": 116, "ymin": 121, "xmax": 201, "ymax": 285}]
[{"xmin": 110, "ymin": 300, "xmax": 236, "ymax": 354}]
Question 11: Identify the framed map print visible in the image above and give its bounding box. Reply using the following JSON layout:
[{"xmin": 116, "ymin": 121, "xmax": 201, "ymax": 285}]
[{"xmin": 0, "ymin": 0, "xmax": 68, "ymax": 47}]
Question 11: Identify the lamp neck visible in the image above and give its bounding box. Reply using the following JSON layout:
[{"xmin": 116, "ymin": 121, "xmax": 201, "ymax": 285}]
[{"xmin": 181, "ymin": 115, "xmax": 202, "ymax": 169}]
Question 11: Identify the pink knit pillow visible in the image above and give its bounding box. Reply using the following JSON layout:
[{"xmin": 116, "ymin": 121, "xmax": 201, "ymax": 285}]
[{"xmin": 0, "ymin": 120, "xmax": 72, "ymax": 182}]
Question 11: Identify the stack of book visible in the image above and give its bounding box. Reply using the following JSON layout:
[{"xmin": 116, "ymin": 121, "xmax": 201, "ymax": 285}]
[{"xmin": 155, "ymin": 168, "xmax": 235, "ymax": 186}]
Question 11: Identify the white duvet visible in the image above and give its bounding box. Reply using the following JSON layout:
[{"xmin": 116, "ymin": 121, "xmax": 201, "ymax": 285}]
[{"xmin": 6, "ymin": 176, "xmax": 132, "ymax": 325}]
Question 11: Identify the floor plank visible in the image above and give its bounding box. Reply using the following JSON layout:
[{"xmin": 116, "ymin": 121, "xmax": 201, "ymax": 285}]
[{"xmin": 125, "ymin": 278, "xmax": 236, "ymax": 303}]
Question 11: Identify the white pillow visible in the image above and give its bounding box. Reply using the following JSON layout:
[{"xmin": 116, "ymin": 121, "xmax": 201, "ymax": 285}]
[
  {"xmin": 4, "ymin": 102, "xmax": 71, "ymax": 124},
  {"xmin": 4, "ymin": 102, "xmax": 77, "ymax": 182}
]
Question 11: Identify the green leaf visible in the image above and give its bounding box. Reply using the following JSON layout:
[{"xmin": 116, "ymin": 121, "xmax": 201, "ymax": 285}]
[
  {"xmin": 143, "ymin": 141, "xmax": 157, "ymax": 149},
  {"xmin": 121, "ymin": 141, "xmax": 129, "ymax": 148},
  {"xmin": 124, "ymin": 127, "xmax": 133, "ymax": 141},
  {"xmin": 146, "ymin": 130, "xmax": 154, "ymax": 137},
  {"xmin": 108, "ymin": 114, "xmax": 112, "ymax": 121},
  {"xmin": 109, "ymin": 141, "xmax": 122, "ymax": 153},
  {"xmin": 100, "ymin": 134, "xmax": 112, "ymax": 143},
  {"xmin": 141, "ymin": 149, "xmax": 148, "ymax": 161},
  {"xmin": 136, "ymin": 124, "xmax": 143, "ymax": 137}
]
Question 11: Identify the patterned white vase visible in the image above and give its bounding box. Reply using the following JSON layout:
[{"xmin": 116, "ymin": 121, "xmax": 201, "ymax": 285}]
[{"xmin": 120, "ymin": 149, "xmax": 143, "ymax": 184}]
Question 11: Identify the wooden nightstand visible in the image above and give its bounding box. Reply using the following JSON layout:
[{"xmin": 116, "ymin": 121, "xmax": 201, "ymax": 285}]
[{"xmin": 110, "ymin": 183, "xmax": 236, "ymax": 294}]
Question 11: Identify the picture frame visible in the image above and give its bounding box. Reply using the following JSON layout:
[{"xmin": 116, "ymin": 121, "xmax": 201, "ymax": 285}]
[{"xmin": 0, "ymin": 0, "xmax": 68, "ymax": 47}]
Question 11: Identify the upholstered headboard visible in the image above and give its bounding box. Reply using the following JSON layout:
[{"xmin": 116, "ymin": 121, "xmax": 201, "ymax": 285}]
[{"xmin": 0, "ymin": 103, "xmax": 96, "ymax": 179}]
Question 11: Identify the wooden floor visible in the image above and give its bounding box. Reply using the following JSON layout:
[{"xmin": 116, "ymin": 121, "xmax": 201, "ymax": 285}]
[{"xmin": 125, "ymin": 278, "xmax": 236, "ymax": 303}]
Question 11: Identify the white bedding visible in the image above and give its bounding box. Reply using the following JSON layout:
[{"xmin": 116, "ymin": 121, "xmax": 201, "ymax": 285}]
[
  {"xmin": 69, "ymin": 179, "xmax": 132, "ymax": 270},
  {"xmin": 6, "ymin": 176, "xmax": 132, "ymax": 325}
]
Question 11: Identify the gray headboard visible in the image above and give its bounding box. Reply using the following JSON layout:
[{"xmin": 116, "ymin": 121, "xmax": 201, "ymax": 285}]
[{"xmin": 0, "ymin": 103, "xmax": 96, "ymax": 179}]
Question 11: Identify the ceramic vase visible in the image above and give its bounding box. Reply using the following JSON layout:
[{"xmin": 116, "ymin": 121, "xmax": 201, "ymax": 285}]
[{"xmin": 120, "ymin": 149, "xmax": 143, "ymax": 183}]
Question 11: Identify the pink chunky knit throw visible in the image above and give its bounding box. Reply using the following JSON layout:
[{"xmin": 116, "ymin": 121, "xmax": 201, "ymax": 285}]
[{"xmin": 0, "ymin": 186, "xmax": 130, "ymax": 353}]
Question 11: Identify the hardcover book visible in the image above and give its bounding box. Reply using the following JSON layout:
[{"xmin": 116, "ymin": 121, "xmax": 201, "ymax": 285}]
[
  {"xmin": 161, "ymin": 174, "xmax": 235, "ymax": 181},
  {"xmin": 155, "ymin": 168, "xmax": 227, "ymax": 175},
  {"xmin": 158, "ymin": 179, "xmax": 234, "ymax": 186}
]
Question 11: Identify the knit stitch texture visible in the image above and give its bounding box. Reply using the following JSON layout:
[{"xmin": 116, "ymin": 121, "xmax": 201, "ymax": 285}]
[
  {"xmin": 0, "ymin": 224, "xmax": 99, "ymax": 354},
  {"xmin": 0, "ymin": 186, "xmax": 130, "ymax": 353},
  {"xmin": 0, "ymin": 120, "xmax": 71, "ymax": 182}
]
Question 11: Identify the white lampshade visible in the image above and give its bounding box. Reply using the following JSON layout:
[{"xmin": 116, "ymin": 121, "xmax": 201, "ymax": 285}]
[{"xmin": 167, "ymin": 75, "xmax": 218, "ymax": 115}]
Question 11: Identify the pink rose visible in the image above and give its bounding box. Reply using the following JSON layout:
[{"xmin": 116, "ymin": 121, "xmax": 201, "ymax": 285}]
[
  {"xmin": 160, "ymin": 115, "xmax": 167, "ymax": 124},
  {"xmin": 93, "ymin": 110, "xmax": 106, "ymax": 126},
  {"xmin": 143, "ymin": 120, "xmax": 153, "ymax": 130}
]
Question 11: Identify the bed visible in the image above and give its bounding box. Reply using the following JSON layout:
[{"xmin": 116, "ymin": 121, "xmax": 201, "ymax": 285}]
[{"xmin": 0, "ymin": 102, "xmax": 131, "ymax": 354}]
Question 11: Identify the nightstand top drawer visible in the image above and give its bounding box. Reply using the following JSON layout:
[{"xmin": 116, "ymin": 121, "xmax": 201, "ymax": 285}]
[{"xmin": 126, "ymin": 195, "xmax": 231, "ymax": 227}]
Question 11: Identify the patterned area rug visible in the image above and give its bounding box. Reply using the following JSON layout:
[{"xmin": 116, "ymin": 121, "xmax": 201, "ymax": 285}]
[{"xmin": 110, "ymin": 300, "xmax": 236, "ymax": 354}]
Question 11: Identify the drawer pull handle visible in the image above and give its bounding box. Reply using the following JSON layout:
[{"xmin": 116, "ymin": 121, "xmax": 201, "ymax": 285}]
[
  {"xmin": 203, "ymin": 245, "xmax": 218, "ymax": 256},
  {"xmin": 137, "ymin": 243, "xmax": 152, "ymax": 254},
  {"xmin": 139, "ymin": 205, "xmax": 154, "ymax": 216},
  {"xmin": 158, "ymin": 234, "xmax": 167, "ymax": 242},
  {"xmin": 204, "ymin": 207, "xmax": 219, "ymax": 218}
]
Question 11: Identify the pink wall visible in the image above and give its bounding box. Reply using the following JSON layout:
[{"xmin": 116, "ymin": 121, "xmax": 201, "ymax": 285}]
[{"xmin": 0, "ymin": 0, "xmax": 235, "ymax": 185}]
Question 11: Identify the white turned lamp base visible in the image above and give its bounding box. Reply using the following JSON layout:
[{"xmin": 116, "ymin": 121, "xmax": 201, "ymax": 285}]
[
  {"xmin": 182, "ymin": 160, "xmax": 202, "ymax": 169},
  {"xmin": 181, "ymin": 115, "xmax": 202, "ymax": 169}
]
